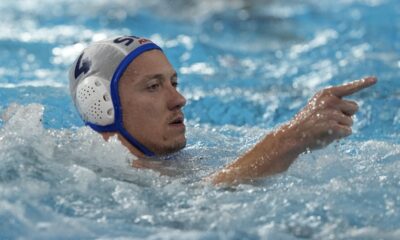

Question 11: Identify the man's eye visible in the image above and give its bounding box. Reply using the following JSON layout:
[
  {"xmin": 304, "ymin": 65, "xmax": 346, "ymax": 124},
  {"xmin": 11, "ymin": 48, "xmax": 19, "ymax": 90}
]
[
  {"xmin": 148, "ymin": 84, "xmax": 160, "ymax": 91},
  {"xmin": 171, "ymin": 78, "xmax": 179, "ymax": 88}
]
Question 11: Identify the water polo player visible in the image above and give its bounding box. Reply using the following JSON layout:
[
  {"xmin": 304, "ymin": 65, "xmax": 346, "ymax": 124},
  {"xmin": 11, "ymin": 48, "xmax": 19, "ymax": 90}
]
[{"xmin": 69, "ymin": 35, "xmax": 377, "ymax": 184}]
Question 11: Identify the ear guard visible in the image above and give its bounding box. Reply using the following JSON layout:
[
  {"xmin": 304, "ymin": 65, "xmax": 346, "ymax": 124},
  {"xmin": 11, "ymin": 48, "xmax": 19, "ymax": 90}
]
[{"xmin": 75, "ymin": 75, "xmax": 114, "ymax": 125}]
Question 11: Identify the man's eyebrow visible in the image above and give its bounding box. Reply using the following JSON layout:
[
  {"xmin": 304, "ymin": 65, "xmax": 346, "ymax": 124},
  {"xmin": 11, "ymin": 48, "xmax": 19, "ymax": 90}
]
[
  {"xmin": 142, "ymin": 72, "xmax": 178, "ymax": 81},
  {"xmin": 142, "ymin": 74, "xmax": 164, "ymax": 81},
  {"xmin": 171, "ymin": 72, "xmax": 178, "ymax": 79}
]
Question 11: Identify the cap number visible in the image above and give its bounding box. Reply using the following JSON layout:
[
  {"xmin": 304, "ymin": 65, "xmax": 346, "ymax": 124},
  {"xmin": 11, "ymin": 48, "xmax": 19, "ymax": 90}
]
[
  {"xmin": 113, "ymin": 36, "xmax": 139, "ymax": 46},
  {"xmin": 74, "ymin": 53, "xmax": 91, "ymax": 79},
  {"xmin": 113, "ymin": 36, "xmax": 150, "ymax": 46}
]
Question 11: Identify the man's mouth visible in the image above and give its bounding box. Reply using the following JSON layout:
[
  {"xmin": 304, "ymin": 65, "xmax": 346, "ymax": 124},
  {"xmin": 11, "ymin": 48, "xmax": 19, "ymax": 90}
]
[{"xmin": 169, "ymin": 115, "xmax": 185, "ymax": 127}]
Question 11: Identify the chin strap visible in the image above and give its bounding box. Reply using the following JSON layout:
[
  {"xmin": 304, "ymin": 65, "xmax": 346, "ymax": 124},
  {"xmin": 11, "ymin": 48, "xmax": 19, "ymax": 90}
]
[{"xmin": 87, "ymin": 122, "xmax": 155, "ymax": 157}]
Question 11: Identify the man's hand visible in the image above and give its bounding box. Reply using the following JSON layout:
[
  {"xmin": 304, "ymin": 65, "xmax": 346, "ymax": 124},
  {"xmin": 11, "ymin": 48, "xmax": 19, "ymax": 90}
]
[
  {"xmin": 211, "ymin": 76, "xmax": 377, "ymax": 185},
  {"xmin": 287, "ymin": 76, "xmax": 377, "ymax": 151}
]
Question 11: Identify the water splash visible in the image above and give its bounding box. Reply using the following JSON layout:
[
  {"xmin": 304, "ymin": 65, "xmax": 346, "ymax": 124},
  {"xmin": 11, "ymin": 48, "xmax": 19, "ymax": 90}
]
[{"xmin": 1, "ymin": 104, "xmax": 399, "ymax": 239}]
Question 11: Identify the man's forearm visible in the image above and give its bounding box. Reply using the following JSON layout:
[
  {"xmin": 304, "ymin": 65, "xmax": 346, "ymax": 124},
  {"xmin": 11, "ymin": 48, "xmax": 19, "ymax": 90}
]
[
  {"xmin": 211, "ymin": 124, "xmax": 304, "ymax": 185},
  {"xmin": 210, "ymin": 77, "xmax": 376, "ymax": 185}
]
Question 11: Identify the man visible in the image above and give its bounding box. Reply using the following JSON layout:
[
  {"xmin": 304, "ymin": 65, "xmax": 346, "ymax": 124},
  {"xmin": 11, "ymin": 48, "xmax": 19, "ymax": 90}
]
[{"xmin": 69, "ymin": 35, "xmax": 377, "ymax": 185}]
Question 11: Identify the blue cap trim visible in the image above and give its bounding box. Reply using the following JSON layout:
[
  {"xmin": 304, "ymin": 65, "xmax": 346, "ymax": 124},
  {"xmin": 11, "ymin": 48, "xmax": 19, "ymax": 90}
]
[
  {"xmin": 87, "ymin": 122, "xmax": 117, "ymax": 132},
  {"xmin": 86, "ymin": 42, "xmax": 162, "ymax": 157}
]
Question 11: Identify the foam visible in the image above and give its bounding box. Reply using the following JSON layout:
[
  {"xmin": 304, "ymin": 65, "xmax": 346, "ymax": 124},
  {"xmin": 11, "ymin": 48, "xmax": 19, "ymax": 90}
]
[{"xmin": 1, "ymin": 104, "xmax": 400, "ymax": 239}]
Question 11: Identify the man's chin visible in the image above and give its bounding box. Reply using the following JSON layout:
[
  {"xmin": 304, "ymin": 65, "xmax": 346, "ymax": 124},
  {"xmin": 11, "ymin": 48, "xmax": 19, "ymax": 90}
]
[{"xmin": 160, "ymin": 138, "xmax": 186, "ymax": 155}]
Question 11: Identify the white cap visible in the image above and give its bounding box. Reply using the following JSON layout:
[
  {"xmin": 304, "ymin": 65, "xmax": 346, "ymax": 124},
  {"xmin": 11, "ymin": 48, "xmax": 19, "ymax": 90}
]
[{"xmin": 69, "ymin": 36, "xmax": 161, "ymax": 127}]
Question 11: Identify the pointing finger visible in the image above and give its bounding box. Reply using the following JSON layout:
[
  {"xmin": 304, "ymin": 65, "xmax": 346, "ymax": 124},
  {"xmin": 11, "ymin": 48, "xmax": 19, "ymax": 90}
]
[{"xmin": 328, "ymin": 76, "xmax": 377, "ymax": 97}]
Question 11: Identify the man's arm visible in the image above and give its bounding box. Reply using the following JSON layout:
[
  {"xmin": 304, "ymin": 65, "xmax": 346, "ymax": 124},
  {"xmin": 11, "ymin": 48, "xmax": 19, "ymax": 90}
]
[{"xmin": 211, "ymin": 76, "xmax": 377, "ymax": 185}]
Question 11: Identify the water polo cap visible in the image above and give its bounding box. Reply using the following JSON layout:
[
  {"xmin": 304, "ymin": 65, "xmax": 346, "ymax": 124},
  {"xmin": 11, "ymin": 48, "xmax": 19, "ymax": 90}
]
[{"xmin": 69, "ymin": 36, "xmax": 162, "ymax": 156}]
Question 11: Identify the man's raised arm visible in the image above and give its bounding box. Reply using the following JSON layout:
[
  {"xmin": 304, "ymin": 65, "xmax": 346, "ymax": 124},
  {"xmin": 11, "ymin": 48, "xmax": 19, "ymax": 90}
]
[{"xmin": 211, "ymin": 76, "xmax": 377, "ymax": 185}]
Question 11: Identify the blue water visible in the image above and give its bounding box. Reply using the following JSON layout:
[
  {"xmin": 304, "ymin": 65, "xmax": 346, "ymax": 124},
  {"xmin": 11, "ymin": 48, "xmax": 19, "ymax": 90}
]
[{"xmin": 0, "ymin": 0, "xmax": 399, "ymax": 239}]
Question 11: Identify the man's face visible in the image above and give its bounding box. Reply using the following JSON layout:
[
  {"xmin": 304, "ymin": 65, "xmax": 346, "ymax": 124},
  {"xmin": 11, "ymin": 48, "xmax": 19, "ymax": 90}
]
[{"xmin": 118, "ymin": 50, "xmax": 187, "ymax": 156}]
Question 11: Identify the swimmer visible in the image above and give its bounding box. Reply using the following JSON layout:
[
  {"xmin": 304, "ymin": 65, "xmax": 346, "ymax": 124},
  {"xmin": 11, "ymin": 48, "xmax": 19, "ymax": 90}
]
[{"xmin": 69, "ymin": 35, "xmax": 377, "ymax": 185}]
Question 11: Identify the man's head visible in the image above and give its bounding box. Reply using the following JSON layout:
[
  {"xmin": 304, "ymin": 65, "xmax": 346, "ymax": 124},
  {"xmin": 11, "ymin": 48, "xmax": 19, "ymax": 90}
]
[{"xmin": 69, "ymin": 36, "xmax": 187, "ymax": 157}]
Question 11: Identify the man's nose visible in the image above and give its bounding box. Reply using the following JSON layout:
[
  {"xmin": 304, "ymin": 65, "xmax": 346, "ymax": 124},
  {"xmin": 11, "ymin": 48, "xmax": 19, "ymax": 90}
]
[{"xmin": 167, "ymin": 85, "xmax": 186, "ymax": 110}]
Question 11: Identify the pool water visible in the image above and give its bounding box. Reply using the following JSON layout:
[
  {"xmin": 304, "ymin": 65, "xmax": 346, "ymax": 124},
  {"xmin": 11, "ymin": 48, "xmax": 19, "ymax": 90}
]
[{"xmin": 0, "ymin": 0, "xmax": 399, "ymax": 239}]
